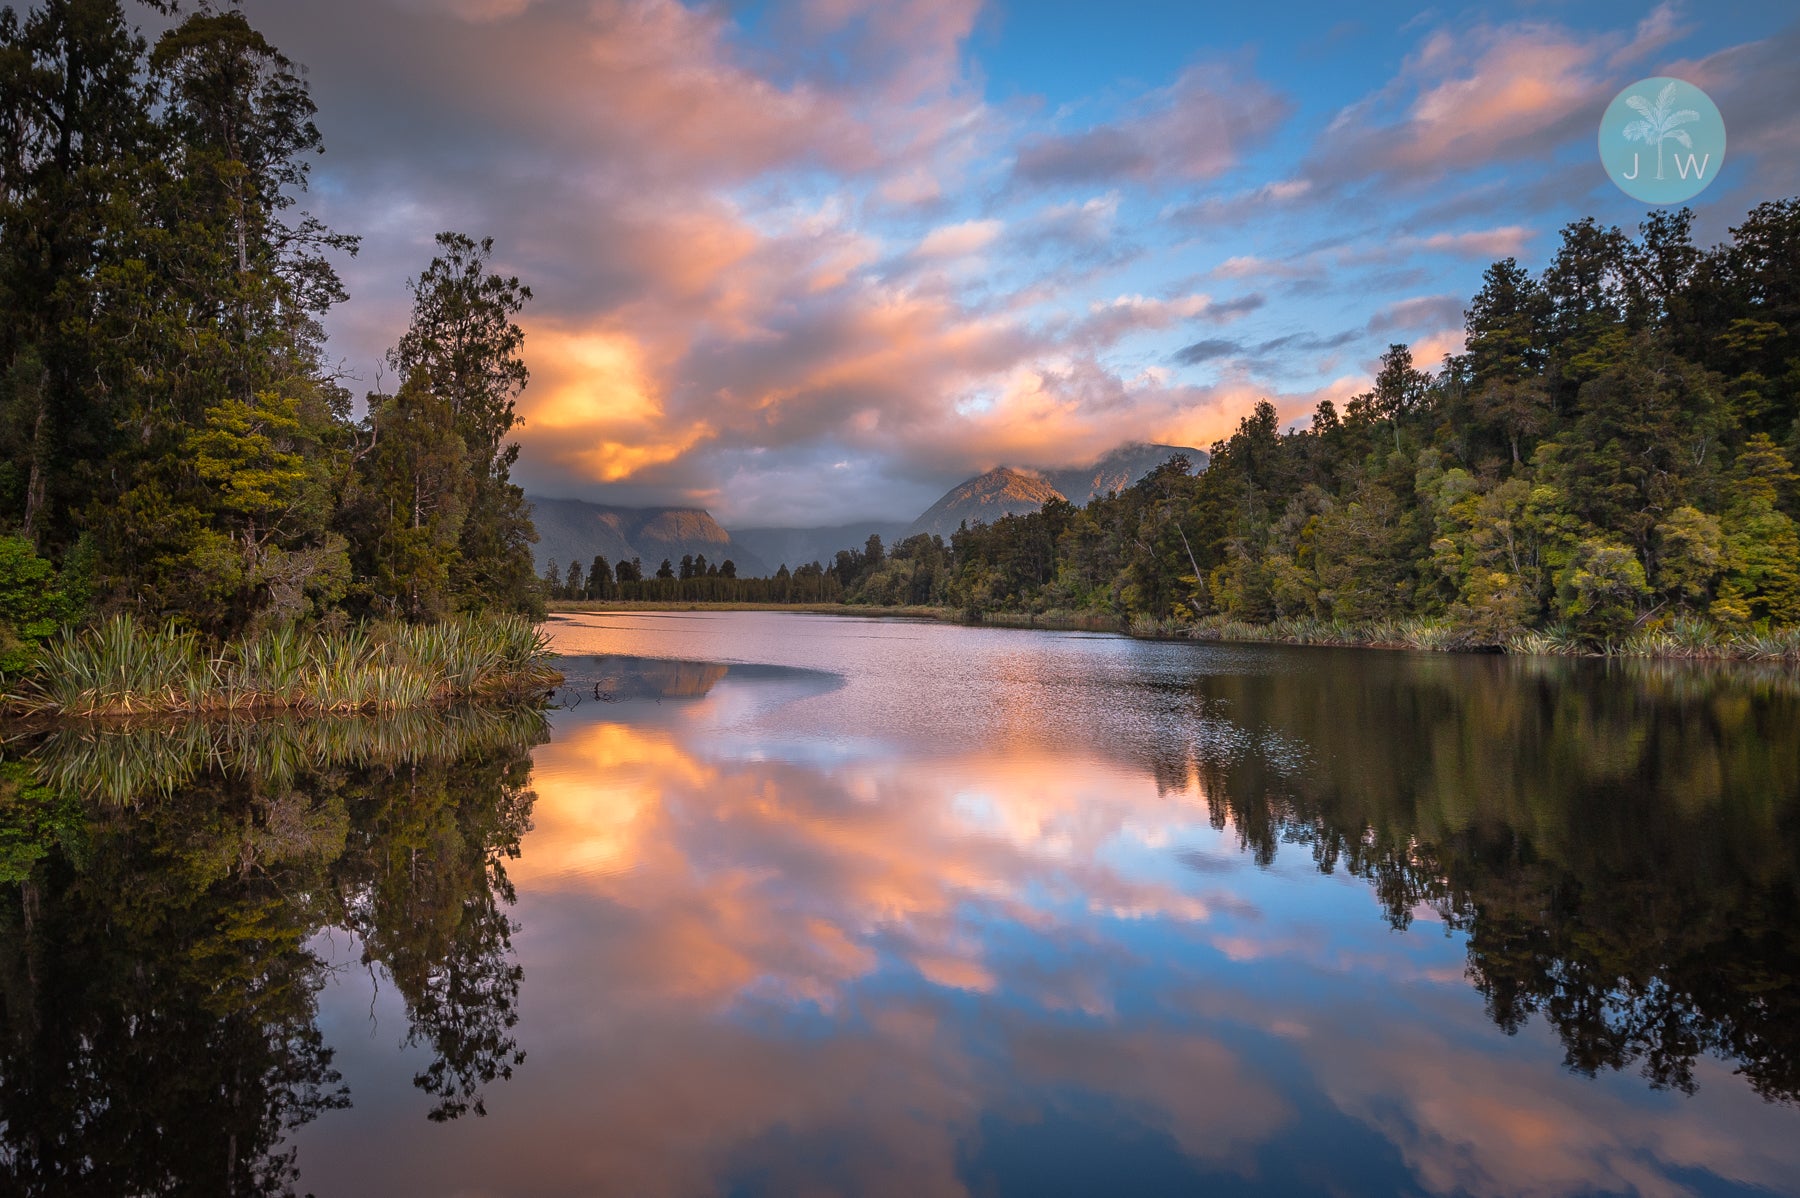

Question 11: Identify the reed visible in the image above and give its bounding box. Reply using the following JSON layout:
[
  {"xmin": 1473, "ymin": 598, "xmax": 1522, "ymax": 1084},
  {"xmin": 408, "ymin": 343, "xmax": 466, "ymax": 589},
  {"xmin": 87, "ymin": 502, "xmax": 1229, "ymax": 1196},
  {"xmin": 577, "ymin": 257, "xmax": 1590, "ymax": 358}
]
[
  {"xmin": 1730, "ymin": 626, "xmax": 1800, "ymax": 662},
  {"xmin": 22, "ymin": 705, "xmax": 551, "ymax": 805},
  {"xmin": 4, "ymin": 613, "xmax": 560, "ymax": 718},
  {"xmin": 1505, "ymin": 616, "xmax": 1800, "ymax": 662}
]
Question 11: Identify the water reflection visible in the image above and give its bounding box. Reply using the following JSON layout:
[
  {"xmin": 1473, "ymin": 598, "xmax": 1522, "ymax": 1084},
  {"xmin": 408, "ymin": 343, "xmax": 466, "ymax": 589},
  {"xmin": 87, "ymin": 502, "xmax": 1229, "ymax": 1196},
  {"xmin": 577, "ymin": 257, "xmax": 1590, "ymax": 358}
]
[
  {"xmin": 1182, "ymin": 652, "xmax": 1800, "ymax": 1103},
  {"xmin": 4, "ymin": 618, "xmax": 1800, "ymax": 1196},
  {"xmin": 0, "ymin": 708, "xmax": 547, "ymax": 1194}
]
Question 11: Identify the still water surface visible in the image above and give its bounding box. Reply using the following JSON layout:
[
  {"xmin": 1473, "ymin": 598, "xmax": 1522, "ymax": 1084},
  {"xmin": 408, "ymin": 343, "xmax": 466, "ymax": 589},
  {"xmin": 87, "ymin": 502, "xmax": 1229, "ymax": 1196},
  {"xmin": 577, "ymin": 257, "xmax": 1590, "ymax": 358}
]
[{"xmin": 5, "ymin": 612, "xmax": 1799, "ymax": 1195}]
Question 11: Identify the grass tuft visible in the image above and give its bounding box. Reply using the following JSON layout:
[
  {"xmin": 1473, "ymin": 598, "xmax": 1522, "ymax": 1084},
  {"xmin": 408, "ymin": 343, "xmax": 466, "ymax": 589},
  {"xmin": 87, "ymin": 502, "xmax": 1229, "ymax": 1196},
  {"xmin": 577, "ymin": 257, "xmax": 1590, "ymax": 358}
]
[{"xmin": 5, "ymin": 613, "xmax": 560, "ymax": 718}]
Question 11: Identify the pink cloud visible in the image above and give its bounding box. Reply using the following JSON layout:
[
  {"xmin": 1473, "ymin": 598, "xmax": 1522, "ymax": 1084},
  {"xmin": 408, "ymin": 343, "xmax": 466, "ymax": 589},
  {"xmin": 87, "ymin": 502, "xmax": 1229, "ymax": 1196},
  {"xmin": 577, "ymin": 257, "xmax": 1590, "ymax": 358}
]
[
  {"xmin": 914, "ymin": 218, "xmax": 1006, "ymax": 258},
  {"xmin": 1308, "ymin": 5, "xmax": 1688, "ymax": 186}
]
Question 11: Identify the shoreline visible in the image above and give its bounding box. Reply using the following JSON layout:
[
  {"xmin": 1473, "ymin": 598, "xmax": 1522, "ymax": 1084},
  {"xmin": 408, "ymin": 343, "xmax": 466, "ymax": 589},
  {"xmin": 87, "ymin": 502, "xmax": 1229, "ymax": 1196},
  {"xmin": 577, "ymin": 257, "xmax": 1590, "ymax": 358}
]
[{"xmin": 549, "ymin": 602, "xmax": 1800, "ymax": 664}]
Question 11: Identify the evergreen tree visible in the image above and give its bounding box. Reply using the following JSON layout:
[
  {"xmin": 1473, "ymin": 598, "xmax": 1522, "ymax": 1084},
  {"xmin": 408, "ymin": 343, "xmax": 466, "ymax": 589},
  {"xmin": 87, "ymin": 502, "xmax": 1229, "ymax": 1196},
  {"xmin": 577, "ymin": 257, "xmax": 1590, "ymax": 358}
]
[{"xmin": 585, "ymin": 555, "xmax": 612, "ymax": 599}]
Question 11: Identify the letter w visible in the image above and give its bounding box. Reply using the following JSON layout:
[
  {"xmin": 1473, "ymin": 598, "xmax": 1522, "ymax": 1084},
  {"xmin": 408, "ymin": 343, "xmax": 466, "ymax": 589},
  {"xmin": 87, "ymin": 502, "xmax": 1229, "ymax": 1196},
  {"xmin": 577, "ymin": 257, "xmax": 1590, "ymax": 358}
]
[{"xmin": 1675, "ymin": 153, "xmax": 1711, "ymax": 180}]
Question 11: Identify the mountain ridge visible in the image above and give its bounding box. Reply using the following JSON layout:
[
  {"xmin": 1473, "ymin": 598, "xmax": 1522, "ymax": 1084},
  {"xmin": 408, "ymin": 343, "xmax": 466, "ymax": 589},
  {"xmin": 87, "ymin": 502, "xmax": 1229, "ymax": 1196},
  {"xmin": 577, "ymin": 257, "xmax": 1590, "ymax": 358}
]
[
  {"xmin": 527, "ymin": 497, "xmax": 769, "ymax": 579},
  {"xmin": 907, "ymin": 442, "xmax": 1206, "ymax": 540},
  {"xmin": 906, "ymin": 467, "xmax": 1065, "ymax": 539}
]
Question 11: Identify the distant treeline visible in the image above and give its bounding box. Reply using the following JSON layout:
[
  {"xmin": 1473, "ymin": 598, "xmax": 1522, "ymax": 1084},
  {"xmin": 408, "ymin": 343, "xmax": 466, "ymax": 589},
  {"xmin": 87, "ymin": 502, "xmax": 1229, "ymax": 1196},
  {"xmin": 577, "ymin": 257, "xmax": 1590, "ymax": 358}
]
[
  {"xmin": 0, "ymin": 2, "xmax": 543, "ymax": 670},
  {"xmin": 818, "ymin": 201, "xmax": 1800, "ymax": 648},
  {"xmin": 543, "ymin": 551, "xmax": 848, "ymax": 604}
]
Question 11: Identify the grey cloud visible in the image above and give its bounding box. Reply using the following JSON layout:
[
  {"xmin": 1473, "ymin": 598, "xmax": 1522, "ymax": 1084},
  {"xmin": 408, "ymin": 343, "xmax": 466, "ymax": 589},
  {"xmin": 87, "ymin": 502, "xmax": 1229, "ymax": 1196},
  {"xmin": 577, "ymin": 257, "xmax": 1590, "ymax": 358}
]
[
  {"xmin": 1172, "ymin": 338, "xmax": 1243, "ymax": 365},
  {"xmin": 1015, "ymin": 128, "xmax": 1150, "ymax": 185},
  {"xmin": 1255, "ymin": 330, "xmax": 1359, "ymax": 353},
  {"xmin": 1367, "ymin": 293, "xmax": 1464, "ymax": 333},
  {"xmin": 1210, "ymin": 294, "xmax": 1267, "ymax": 319}
]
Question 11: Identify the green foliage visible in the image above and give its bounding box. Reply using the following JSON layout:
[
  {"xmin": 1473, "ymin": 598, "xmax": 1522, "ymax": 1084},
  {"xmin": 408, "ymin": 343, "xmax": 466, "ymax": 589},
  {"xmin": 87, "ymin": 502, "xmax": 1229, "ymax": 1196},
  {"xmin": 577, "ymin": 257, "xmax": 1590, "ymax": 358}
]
[
  {"xmin": 1557, "ymin": 538, "xmax": 1651, "ymax": 639},
  {"xmin": 0, "ymin": 534, "xmax": 73, "ymax": 671},
  {"xmin": 0, "ymin": 760, "xmax": 82, "ymax": 882}
]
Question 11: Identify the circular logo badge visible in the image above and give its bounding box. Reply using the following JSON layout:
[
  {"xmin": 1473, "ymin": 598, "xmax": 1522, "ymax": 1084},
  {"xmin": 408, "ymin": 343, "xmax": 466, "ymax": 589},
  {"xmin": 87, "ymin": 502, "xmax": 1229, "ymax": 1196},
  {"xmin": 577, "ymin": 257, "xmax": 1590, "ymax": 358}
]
[{"xmin": 1599, "ymin": 77, "xmax": 1726, "ymax": 204}]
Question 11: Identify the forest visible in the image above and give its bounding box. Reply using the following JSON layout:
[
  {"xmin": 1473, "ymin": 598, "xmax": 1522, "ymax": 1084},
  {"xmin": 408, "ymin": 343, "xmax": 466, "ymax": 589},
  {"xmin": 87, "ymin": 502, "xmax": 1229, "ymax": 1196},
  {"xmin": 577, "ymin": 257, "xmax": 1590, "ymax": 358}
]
[
  {"xmin": 818, "ymin": 201, "xmax": 1800, "ymax": 652},
  {"xmin": 6, "ymin": 5, "xmax": 1800, "ymax": 665},
  {"xmin": 0, "ymin": 1, "xmax": 545, "ymax": 698}
]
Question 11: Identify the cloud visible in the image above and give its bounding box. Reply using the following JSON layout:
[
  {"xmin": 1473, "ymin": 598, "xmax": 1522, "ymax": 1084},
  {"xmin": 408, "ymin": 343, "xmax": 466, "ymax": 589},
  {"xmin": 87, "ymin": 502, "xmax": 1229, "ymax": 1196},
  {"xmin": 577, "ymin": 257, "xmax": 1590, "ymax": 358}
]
[
  {"xmin": 392, "ymin": 0, "xmax": 539, "ymax": 21},
  {"xmin": 1667, "ymin": 22, "xmax": 1800, "ymax": 205},
  {"xmin": 1164, "ymin": 178, "xmax": 1312, "ymax": 227},
  {"xmin": 914, "ymin": 218, "xmax": 1005, "ymax": 258},
  {"xmin": 1208, "ymin": 227, "xmax": 1531, "ymax": 288},
  {"xmin": 1305, "ymin": 5, "xmax": 1687, "ymax": 189},
  {"xmin": 1175, "ymin": 329, "xmax": 1365, "ymax": 376},
  {"xmin": 1069, "ymin": 291, "xmax": 1261, "ymax": 346},
  {"xmin": 1367, "ymin": 293, "xmax": 1465, "ymax": 333},
  {"xmin": 1173, "ymin": 338, "xmax": 1243, "ymax": 365},
  {"xmin": 1404, "ymin": 227, "xmax": 1533, "ymax": 259},
  {"xmin": 1013, "ymin": 58, "xmax": 1292, "ymax": 186}
]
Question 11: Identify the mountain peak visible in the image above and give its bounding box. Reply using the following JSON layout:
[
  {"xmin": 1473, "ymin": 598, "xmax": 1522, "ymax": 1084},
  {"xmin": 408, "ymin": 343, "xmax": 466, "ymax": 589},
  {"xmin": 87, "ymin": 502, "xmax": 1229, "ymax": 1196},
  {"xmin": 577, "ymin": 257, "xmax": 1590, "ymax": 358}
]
[
  {"xmin": 907, "ymin": 444, "xmax": 1206, "ymax": 540},
  {"xmin": 907, "ymin": 466, "xmax": 1066, "ymax": 539}
]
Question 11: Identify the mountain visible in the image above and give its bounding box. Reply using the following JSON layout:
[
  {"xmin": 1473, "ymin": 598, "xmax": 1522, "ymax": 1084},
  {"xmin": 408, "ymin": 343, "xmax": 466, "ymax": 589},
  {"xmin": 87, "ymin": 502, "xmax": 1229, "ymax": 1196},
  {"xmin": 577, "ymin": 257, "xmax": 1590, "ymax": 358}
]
[
  {"xmin": 907, "ymin": 443, "xmax": 1206, "ymax": 539},
  {"xmin": 729, "ymin": 521, "xmax": 912, "ymax": 574},
  {"xmin": 1046, "ymin": 442, "xmax": 1207, "ymax": 505},
  {"xmin": 907, "ymin": 467, "xmax": 1065, "ymax": 539},
  {"xmin": 527, "ymin": 497, "xmax": 770, "ymax": 578}
]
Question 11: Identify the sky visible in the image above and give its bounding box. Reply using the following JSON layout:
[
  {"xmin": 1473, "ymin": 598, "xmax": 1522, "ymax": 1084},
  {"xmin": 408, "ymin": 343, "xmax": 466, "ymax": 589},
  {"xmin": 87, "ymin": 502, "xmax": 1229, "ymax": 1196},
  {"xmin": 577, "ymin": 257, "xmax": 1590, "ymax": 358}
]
[{"xmin": 241, "ymin": 0, "xmax": 1800, "ymax": 527}]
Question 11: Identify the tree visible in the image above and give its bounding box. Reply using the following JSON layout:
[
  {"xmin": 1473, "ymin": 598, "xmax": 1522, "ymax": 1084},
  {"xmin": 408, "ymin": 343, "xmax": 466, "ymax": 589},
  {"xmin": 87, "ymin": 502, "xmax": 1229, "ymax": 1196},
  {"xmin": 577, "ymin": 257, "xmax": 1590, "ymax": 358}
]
[
  {"xmin": 179, "ymin": 389, "xmax": 348, "ymax": 630},
  {"xmin": 1454, "ymin": 259, "xmax": 1551, "ymax": 466},
  {"xmin": 1558, "ymin": 538, "xmax": 1650, "ymax": 639},
  {"xmin": 1654, "ymin": 506, "xmax": 1723, "ymax": 610},
  {"xmin": 387, "ymin": 232, "xmax": 538, "ymax": 617},
  {"xmin": 655, "ymin": 559, "xmax": 674, "ymax": 580},
  {"xmin": 346, "ymin": 372, "xmax": 470, "ymax": 621},
  {"xmin": 585, "ymin": 555, "xmax": 612, "ymax": 599},
  {"xmin": 0, "ymin": 534, "xmax": 72, "ymax": 671},
  {"xmin": 1372, "ymin": 343, "xmax": 1431, "ymax": 452},
  {"xmin": 1712, "ymin": 436, "xmax": 1800, "ymax": 627}
]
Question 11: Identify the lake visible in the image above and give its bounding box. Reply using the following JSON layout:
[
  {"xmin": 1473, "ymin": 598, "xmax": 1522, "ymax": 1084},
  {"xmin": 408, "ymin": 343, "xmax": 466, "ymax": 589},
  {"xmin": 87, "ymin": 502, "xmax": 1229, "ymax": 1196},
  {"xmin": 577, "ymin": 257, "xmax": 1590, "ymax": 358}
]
[{"xmin": 4, "ymin": 611, "xmax": 1799, "ymax": 1196}]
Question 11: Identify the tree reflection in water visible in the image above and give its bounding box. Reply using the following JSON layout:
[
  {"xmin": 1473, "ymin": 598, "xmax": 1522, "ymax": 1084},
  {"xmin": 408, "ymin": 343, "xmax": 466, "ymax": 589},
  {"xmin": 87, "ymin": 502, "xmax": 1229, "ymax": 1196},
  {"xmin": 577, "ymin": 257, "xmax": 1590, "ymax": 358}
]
[
  {"xmin": 0, "ymin": 708, "xmax": 547, "ymax": 1195},
  {"xmin": 1159, "ymin": 651, "xmax": 1800, "ymax": 1104}
]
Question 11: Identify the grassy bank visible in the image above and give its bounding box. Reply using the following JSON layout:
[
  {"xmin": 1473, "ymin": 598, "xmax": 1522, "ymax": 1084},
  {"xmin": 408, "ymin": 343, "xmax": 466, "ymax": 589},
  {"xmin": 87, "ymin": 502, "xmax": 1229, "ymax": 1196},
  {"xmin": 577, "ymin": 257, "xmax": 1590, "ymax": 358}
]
[
  {"xmin": 2, "ymin": 613, "xmax": 561, "ymax": 718},
  {"xmin": 1135, "ymin": 613, "xmax": 1800, "ymax": 662}
]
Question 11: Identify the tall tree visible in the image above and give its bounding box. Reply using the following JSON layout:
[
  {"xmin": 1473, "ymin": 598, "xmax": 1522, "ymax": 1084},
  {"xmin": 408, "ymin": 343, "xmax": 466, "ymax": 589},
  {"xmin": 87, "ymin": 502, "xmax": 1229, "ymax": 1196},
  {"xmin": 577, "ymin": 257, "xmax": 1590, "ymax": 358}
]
[
  {"xmin": 0, "ymin": 0, "xmax": 156, "ymax": 550},
  {"xmin": 386, "ymin": 232, "xmax": 538, "ymax": 616}
]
